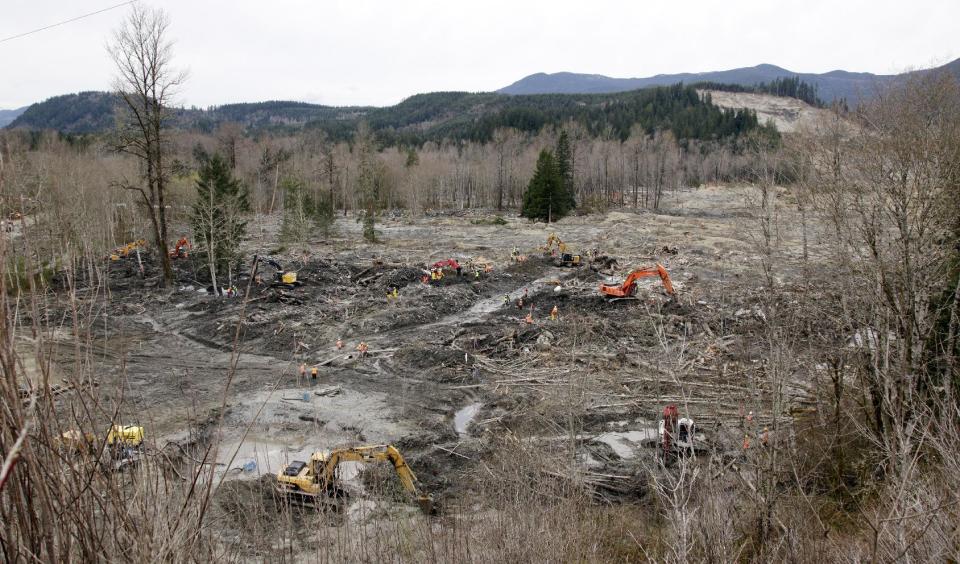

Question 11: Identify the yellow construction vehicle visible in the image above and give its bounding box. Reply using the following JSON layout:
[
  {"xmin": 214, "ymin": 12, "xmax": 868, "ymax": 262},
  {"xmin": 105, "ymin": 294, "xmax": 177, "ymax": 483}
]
[
  {"xmin": 276, "ymin": 444, "xmax": 433, "ymax": 513},
  {"xmin": 256, "ymin": 256, "xmax": 302, "ymax": 288},
  {"xmin": 60, "ymin": 425, "xmax": 144, "ymax": 452},
  {"xmin": 107, "ymin": 425, "xmax": 144, "ymax": 448},
  {"xmin": 110, "ymin": 239, "xmax": 147, "ymax": 261},
  {"xmin": 543, "ymin": 233, "xmax": 581, "ymax": 267},
  {"xmin": 59, "ymin": 425, "xmax": 145, "ymax": 470}
]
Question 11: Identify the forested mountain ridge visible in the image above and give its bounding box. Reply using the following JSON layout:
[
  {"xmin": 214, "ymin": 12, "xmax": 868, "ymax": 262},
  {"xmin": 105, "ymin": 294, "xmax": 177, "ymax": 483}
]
[
  {"xmin": 8, "ymin": 84, "xmax": 769, "ymax": 145},
  {"xmin": 499, "ymin": 57, "xmax": 960, "ymax": 102},
  {"xmin": 8, "ymin": 92, "xmax": 369, "ymax": 135}
]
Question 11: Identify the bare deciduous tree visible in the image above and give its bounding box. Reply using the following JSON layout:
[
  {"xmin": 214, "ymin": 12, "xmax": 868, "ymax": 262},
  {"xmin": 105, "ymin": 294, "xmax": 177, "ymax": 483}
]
[{"xmin": 109, "ymin": 5, "xmax": 185, "ymax": 287}]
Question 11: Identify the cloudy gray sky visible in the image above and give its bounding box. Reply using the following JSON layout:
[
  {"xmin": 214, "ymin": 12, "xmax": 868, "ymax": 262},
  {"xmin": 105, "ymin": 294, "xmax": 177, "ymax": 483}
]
[{"xmin": 1, "ymin": 0, "xmax": 957, "ymax": 109}]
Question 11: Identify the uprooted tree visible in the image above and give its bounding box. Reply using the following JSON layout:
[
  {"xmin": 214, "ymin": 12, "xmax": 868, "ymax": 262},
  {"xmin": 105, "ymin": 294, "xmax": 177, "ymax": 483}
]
[{"xmin": 108, "ymin": 5, "xmax": 185, "ymax": 287}]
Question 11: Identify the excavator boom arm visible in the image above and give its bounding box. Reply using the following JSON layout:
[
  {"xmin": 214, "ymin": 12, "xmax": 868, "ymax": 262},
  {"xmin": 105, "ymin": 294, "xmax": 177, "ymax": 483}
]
[
  {"xmin": 600, "ymin": 263, "xmax": 675, "ymax": 297},
  {"xmin": 316, "ymin": 445, "xmax": 422, "ymax": 496}
]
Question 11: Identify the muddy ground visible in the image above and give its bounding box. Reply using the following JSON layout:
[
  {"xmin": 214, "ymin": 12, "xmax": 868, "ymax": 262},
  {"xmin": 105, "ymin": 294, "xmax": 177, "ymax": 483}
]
[{"xmin": 34, "ymin": 185, "xmax": 824, "ymax": 541}]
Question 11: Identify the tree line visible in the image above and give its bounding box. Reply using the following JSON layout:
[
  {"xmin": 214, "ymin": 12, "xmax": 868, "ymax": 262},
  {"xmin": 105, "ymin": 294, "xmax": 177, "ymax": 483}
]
[{"xmin": 694, "ymin": 76, "xmax": 826, "ymax": 107}]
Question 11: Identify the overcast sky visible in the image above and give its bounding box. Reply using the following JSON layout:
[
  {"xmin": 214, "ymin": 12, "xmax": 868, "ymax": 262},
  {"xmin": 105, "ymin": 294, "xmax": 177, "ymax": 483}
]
[{"xmin": 1, "ymin": 0, "xmax": 957, "ymax": 109}]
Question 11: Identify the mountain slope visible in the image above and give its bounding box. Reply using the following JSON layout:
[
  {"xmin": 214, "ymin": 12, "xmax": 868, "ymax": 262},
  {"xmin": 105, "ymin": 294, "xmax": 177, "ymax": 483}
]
[
  {"xmin": 6, "ymin": 85, "xmax": 768, "ymax": 145},
  {"xmin": 9, "ymin": 92, "xmax": 120, "ymax": 133},
  {"xmin": 499, "ymin": 58, "xmax": 960, "ymax": 102},
  {"xmin": 0, "ymin": 106, "xmax": 28, "ymax": 128},
  {"xmin": 7, "ymin": 92, "xmax": 370, "ymax": 135}
]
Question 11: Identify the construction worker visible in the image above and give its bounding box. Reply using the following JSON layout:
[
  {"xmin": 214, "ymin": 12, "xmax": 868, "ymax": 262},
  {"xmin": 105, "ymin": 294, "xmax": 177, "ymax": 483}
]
[
  {"xmin": 357, "ymin": 341, "xmax": 369, "ymax": 357},
  {"xmin": 550, "ymin": 305, "xmax": 559, "ymax": 321},
  {"xmin": 310, "ymin": 366, "xmax": 318, "ymax": 380},
  {"xmin": 299, "ymin": 363, "xmax": 307, "ymax": 379},
  {"xmin": 336, "ymin": 338, "xmax": 343, "ymax": 350}
]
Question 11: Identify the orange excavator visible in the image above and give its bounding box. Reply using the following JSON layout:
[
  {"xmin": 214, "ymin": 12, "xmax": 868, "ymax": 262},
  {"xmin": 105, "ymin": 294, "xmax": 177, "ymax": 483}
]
[
  {"xmin": 599, "ymin": 264, "xmax": 675, "ymax": 299},
  {"xmin": 169, "ymin": 237, "xmax": 191, "ymax": 259}
]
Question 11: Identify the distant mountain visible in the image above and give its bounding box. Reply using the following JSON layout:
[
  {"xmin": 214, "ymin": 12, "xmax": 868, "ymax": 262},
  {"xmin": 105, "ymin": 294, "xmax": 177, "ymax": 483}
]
[
  {"xmin": 7, "ymin": 92, "xmax": 370, "ymax": 135},
  {"xmin": 499, "ymin": 58, "xmax": 960, "ymax": 102},
  {"xmin": 0, "ymin": 106, "xmax": 28, "ymax": 128}
]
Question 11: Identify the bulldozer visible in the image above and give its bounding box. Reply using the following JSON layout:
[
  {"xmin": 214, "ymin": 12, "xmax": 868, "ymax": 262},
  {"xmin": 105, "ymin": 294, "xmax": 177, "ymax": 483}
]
[
  {"xmin": 599, "ymin": 264, "xmax": 675, "ymax": 299},
  {"xmin": 543, "ymin": 233, "xmax": 582, "ymax": 267},
  {"xmin": 60, "ymin": 425, "xmax": 144, "ymax": 452},
  {"xmin": 59, "ymin": 425, "xmax": 145, "ymax": 469},
  {"xmin": 276, "ymin": 444, "xmax": 433, "ymax": 513}
]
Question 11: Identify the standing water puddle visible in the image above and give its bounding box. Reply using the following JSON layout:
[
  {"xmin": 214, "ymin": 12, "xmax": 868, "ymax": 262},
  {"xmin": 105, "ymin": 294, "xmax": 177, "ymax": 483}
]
[
  {"xmin": 454, "ymin": 403, "xmax": 482, "ymax": 435},
  {"xmin": 592, "ymin": 429, "xmax": 658, "ymax": 460}
]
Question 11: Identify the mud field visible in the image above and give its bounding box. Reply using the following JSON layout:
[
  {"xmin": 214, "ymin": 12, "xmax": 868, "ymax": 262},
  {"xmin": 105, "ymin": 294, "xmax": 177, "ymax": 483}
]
[{"xmin": 38, "ymin": 185, "xmax": 823, "ymax": 538}]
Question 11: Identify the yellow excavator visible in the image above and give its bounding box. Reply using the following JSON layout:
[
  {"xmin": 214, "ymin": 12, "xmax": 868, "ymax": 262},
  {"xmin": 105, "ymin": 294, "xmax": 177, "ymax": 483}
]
[
  {"xmin": 275, "ymin": 444, "xmax": 433, "ymax": 513},
  {"xmin": 543, "ymin": 233, "xmax": 582, "ymax": 267},
  {"xmin": 109, "ymin": 239, "xmax": 147, "ymax": 261}
]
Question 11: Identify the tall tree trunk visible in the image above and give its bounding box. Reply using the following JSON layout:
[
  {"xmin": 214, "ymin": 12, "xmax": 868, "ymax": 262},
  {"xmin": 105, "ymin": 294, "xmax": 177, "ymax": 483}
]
[
  {"xmin": 207, "ymin": 177, "xmax": 217, "ymax": 294},
  {"xmin": 155, "ymin": 142, "xmax": 173, "ymax": 286}
]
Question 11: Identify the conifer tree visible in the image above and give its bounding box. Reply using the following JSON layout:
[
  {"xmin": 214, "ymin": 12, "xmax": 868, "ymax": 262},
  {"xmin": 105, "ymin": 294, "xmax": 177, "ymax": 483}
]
[
  {"xmin": 521, "ymin": 150, "xmax": 572, "ymax": 222},
  {"xmin": 191, "ymin": 154, "xmax": 248, "ymax": 291}
]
